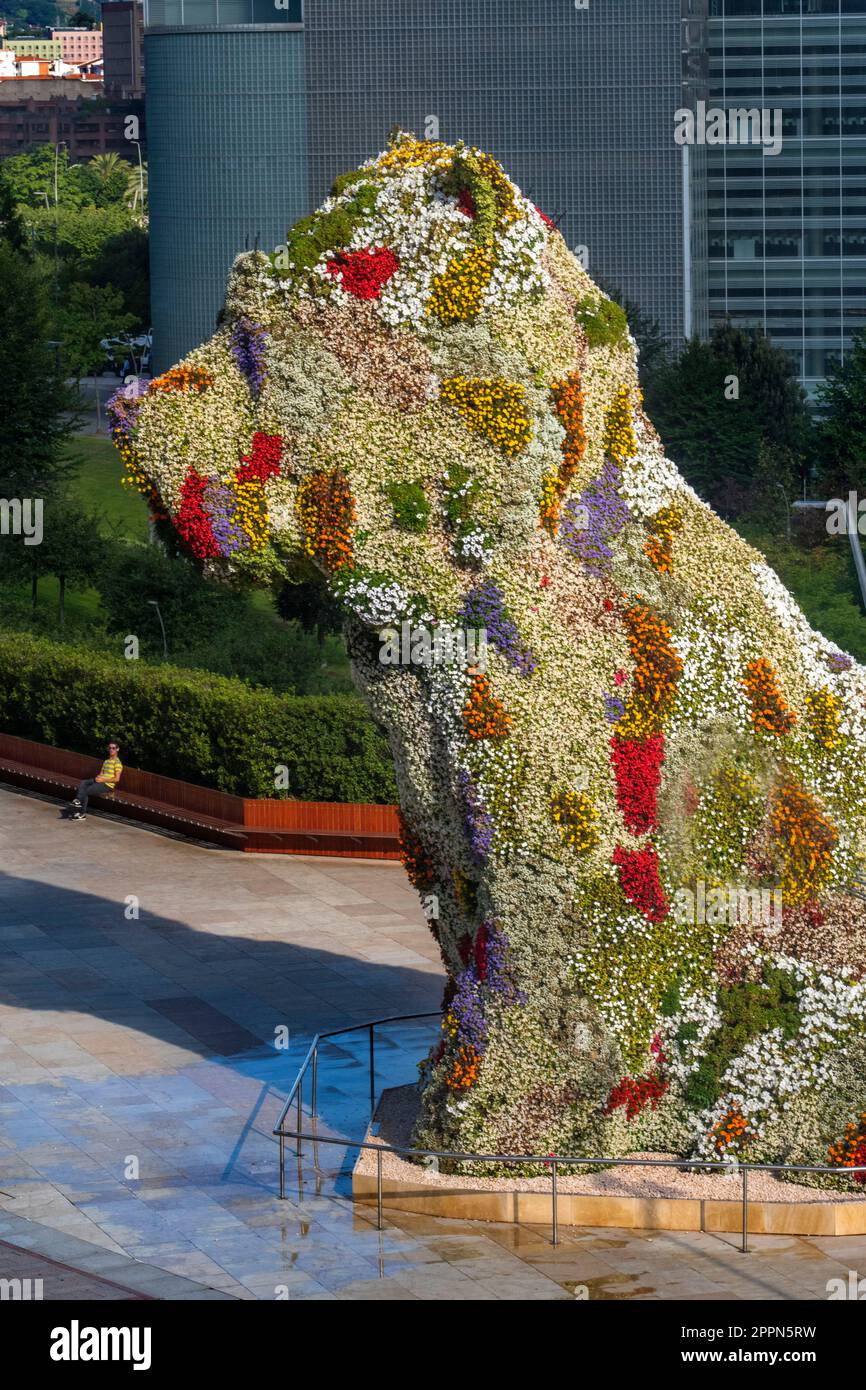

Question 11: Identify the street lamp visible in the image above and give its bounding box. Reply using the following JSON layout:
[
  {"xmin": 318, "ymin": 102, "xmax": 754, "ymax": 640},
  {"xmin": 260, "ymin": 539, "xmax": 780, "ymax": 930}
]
[
  {"xmin": 129, "ymin": 139, "xmax": 145, "ymax": 217},
  {"xmin": 147, "ymin": 600, "xmax": 168, "ymax": 658}
]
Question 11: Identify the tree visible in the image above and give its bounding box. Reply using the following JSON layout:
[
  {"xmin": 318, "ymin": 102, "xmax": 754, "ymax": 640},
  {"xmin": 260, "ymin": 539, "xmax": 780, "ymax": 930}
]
[
  {"xmin": 0, "ymin": 165, "xmax": 28, "ymax": 255},
  {"xmin": 90, "ymin": 227, "xmax": 150, "ymax": 327},
  {"xmin": 815, "ymin": 329, "xmax": 866, "ymax": 497},
  {"xmin": 55, "ymin": 281, "xmax": 135, "ymax": 380},
  {"xmin": 644, "ymin": 322, "xmax": 810, "ymax": 517},
  {"xmin": 277, "ymin": 572, "xmax": 344, "ymax": 649},
  {"xmin": 0, "ymin": 242, "xmax": 77, "ymax": 499}
]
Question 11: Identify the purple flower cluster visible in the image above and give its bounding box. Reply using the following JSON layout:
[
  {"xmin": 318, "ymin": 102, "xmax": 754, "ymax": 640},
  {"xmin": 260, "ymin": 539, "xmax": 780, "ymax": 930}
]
[
  {"xmin": 448, "ymin": 923, "xmax": 525, "ymax": 1057},
  {"xmin": 230, "ymin": 317, "xmax": 268, "ymax": 395},
  {"xmin": 459, "ymin": 580, "xmax": 536, "ymax": 676},
  {"xmin": 484, "ymin": 924, "xmax": 526, "ymax": 1007},
  {"xmin": 106, "ymin": 378, "xmax": 148, "ymax": 443},
  {"xmin": 450, "ymin": 967, "xmax": 488, "ymax": 1053},
  {"xmin": 827, "ymin": 651, "xmax": 853, "ymax": 673},
  {"xmin": 202, "ymin": 478, "xmax": 248, "ymax": 555},
  {"xmin": 603, "ymin": 693, "xmax": 626, "ymax": 723},
  {"xmin": 560, "ymin": 459, "xmax": 630, "ymax": 575},
  {"xmin": 459, "ymin": 770, "xmax": 494, "ymax": 863}
]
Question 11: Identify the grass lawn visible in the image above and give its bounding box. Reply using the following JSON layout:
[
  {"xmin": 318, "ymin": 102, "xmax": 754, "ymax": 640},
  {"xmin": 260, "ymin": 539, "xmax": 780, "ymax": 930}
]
[{"xmin": 66, "ymin": 434, "xmax": 150, "ymax": 543}]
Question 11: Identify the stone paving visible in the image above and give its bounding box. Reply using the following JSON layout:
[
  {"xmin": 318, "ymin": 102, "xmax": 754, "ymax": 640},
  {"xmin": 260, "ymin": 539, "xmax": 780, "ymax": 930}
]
[{"xmin": 1, "ymin": 783, "xmax": 865, "ymax": 1301}]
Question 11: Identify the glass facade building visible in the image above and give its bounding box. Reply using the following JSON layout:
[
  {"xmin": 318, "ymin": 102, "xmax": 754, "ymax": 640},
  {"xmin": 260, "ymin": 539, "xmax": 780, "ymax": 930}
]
[
  {"xmin": 304, "ymin": 0, "xmax": 707, "ymax": 351},
  {"xmin": 144, "ymin": 1, "xmax": 305, "ymax": 371},
  {"xmin": 707, "ymin": 0, "xmax": 866, "ymax": 396}
]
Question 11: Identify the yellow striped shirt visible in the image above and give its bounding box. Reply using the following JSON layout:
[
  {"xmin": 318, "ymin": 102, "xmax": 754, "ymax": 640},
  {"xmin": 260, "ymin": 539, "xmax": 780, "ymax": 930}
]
[{"xmin": 99, "ymin": 756, "xmax": 123, "ymax": 787}]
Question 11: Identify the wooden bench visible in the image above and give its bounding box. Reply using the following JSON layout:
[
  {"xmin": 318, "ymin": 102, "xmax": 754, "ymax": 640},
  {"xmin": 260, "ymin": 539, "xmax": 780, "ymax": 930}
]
[{"xmin": 0, "ymin": 733, "xmax": 401, "ymax": 858}]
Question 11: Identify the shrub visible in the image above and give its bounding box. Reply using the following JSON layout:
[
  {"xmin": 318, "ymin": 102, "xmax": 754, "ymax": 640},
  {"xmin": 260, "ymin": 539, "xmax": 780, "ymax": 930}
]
[{"xmin": 0, "ymin": 631, "xmax": 395, "ymax": 802}]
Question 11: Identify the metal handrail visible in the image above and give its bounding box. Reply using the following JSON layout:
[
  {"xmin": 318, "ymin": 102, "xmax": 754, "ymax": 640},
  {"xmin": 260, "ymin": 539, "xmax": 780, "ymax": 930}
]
[{"xmin": 272, "ymin": 1012, "xmax": 866, "ymax": 1253}]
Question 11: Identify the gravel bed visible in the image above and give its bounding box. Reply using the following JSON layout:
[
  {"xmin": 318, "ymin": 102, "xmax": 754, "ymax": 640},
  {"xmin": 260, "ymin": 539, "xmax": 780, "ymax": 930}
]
[{"xmin": 354, "ymin": 1085, "xmax": 864, "ymax": 1204}]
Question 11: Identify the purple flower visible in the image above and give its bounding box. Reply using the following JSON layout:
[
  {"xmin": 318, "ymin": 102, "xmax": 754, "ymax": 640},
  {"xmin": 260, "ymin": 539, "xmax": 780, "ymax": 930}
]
[
  {"xmin": 451, "ymin": 967, "xmax": 488, "ymax": 1052},
  {"xmin": 202, "ymin": 478, "xmax": 248, "ymax": 556},
  {"xmin": 106, "ymin": 379, "xmax": 147, "ymax": 443},
  {"xmin": 230, "ymin": 317, "xmax": 268, "ymax": 395},
  {"xmin": 827, "ymin": 651, "xmax": 853, "ymax": 673},
  {"xmin": 560, "ymin": 459, "xmax": 630, "ymax": 575},
  {"xmin": 459, "ymin": 770, "xmax": 494, "ymax": 863},
  {"xmin": 459, "ymin": 580, "xmax": 536, "ymax": 676},
  {"xmin": 603, "ymin": 693, "xmax": 626, "ymax": 723},
  {"xmin": 484, "ymin": 924, "xmax": 526, "ymax": 1007}
]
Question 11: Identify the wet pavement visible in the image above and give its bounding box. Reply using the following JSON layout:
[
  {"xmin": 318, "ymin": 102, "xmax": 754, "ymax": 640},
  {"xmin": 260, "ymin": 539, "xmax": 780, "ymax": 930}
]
[{"xmin": 1, "ymin": 784, "xmax": 864, "ymax": 1301}]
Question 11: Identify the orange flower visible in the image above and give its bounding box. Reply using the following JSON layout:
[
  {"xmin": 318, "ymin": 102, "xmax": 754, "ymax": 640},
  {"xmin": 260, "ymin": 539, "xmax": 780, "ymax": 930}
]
[
  {"xmin": 148, "ymin": 365, "xmax": 214, "ymax": 395},
  {"xmin": 542, "ymin": 371, "xmax": 587, "ymax": 535},
  {"xmin": 462, "ymin": 673, "xmax": 511, "ymax": 741},
  {"xmin": 296, "ymin": 469, "xmax": 355, "ymax": 571},
  {"xmin": 741, "ymin": 658, "xmax": 796, "ymax": 736}
]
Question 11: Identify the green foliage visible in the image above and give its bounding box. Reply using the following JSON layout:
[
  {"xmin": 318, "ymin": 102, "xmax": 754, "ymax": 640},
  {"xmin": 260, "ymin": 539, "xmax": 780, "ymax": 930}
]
[
  {"xmin": 442, "ymin": 462, "xmax": 480, "ymax": 529},
  {"xmin": 92, "ymin": 544, "xmax": 349, "ymax": 695},
  {"xmin": 574, "ymin": 294, "xmax": 629, "ymax": 351},
  {"xmin": 597, "ymin": 279, "xmax": 669, "ymax": 380},
  {"xmin": 0, "ymin": 165, "xmax": 27, "ymax": 254},
  {"xmin": 386, "ymin": 479, "xmax": 431, "ymax": 533},
  {"xmin": 0, "ymin": 630, "xmax": 395, "ymax": 802},
  {"xmin": 0, "ymin": 242, "xmax": 77, "ymax": 497},
  {"xmin": 22, "ymin": 202, "xmax": 134, "ymax": 261},
  {"xmin": 0, "ymin": 493, "xmax": 103, "ymax": 625},
  {"xmin": 440, "ymin": 153, "xmax": 499, "ymax": 240},
  {"xmin": 90, "ymin": 228, "xmax": 150, "ymax": 327},
  {"xmin": 684, "ymin": 966, "xmax": 803, "ymax": 1111},
  {"xmin": 815, "ymin": 328, "xmax": 866, "ymax": 496},
  {"xmin": 736, "ymin": 524, "xmax": 866, "ymax": 662},
  {"xmin": 55, "ymin": 281, "xmax": 135, "ymax": 379},
  {"xmin": 276, "ymin": 572, "xmax": 344, "ymax": 645},
  {"xmin": 275, "ymin": 183, "xmax": 380, "ymax": 277},
  {"xmin": 644, "ymin": 323, "xmax": 810, "ymax": 517}
]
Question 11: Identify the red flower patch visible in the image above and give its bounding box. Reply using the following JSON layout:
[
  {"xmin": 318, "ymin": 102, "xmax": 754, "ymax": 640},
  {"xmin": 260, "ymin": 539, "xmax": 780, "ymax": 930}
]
[
  {"xmin": 236, "ymin": 431, "xmax": 282, "ymax": 485},
  {"xmin": 605, "ymin": 1072, "xmax": 668, "ymax": 1121},
  {"xmin": 535, "ymin": 205, "xmax": 555, "ymax": 228},
  {"xmin": 613, "ymin": 844, "xmax": 669, "ymax": 923},
  {"xmin": 456, "ymin": 187, "xmax": 477, "ymax": 219},
  {"xmin": 176, "ymin": 467, "xmax": 220, "ymax": 560},
  {"xmin": 610, "ymin": 733, "xmax": 665, "ymax": 836},
  {"xmin": 326, "ymin": 246, "xmax": 400, "ymax": 300}
]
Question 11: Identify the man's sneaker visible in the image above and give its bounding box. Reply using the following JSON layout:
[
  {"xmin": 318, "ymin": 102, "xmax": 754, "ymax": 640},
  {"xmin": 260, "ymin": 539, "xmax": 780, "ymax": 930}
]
[
  {"xmin": 70, "ymin": 798, "xmax": 82, "ymax": 807},
  {"xmin": 70, "ymin": 811, "xmax": 86, "ymax": 821}
]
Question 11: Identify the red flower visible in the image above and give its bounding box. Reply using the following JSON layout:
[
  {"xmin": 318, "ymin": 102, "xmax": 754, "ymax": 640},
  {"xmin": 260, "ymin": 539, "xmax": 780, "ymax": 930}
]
[
  {"xmin": 236, "ymin": 431, "xmax": 282, "ymax": 484},
  {"xmin": 175, "ymin": 467, "xmax": 220, "ymax": 560},
  {"xmin": 605, "ymin": 1072, "xmax": 668, "ymax": 1121},
  {"xmin": 535, "ymin": 205, "xmax": 555, "ymax": 228},
  {"xmin": 610, "ymin": 734, "xmax": 665, "ymax": 835},
  {"xmin": 603, "ymin": 598, "xmax": 614, "ymax": 612},
  {"xmin": 614, "ymin": 669, "xmax": 627, "ymax": 686},
  {"xmin": 326, "ymin": 246, "xmax": 400, "ymax": 300},
  {"xmin": 613, "ymin": 844, "xmax": 669, "ymax": 923},
  {"xmin": 540, "ymin": 575, "xmax": 550, "ymax": 588},
  {"xmin": 456, "ymin": 187, "xmax": 477, "ymax": 219}
]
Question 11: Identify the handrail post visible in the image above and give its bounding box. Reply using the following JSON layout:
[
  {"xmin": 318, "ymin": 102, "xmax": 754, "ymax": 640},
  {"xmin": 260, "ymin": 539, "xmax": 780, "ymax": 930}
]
[
  {"xmin": 369, "ymin": 1023, "xmax": 375, "ymax": 1120},
  {"xmin": 297, "ymin": 1074, "xmax": 303, "ymax": 1158},
  {"xmin": 279, "ymin": 1131, "xmax": 285, "ymax": 1200},
  {"xmin": 376, "ymin": 1148, "xmax": 383, "ymax": 1231},
  {"xmin": 311, "ymin": 1043, "xmax": 318, "ymax": 1119},
  {"xmin": 551, "ymin": 1160, "xmax": 559, "ymax": 1247},
  {"xmin": 741, "ymin": 1165, "xmax": 749, "ymax": 1254}
]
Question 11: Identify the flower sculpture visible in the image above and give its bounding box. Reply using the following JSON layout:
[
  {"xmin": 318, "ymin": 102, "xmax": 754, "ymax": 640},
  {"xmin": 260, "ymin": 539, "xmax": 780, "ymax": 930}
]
[{"xmin": 112, "ymin": 132, "xmax": 866, "ymax": 1178}]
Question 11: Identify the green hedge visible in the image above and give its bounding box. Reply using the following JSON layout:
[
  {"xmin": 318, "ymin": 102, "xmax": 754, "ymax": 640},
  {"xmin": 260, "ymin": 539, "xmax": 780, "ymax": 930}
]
[{"xmin": 0, "ymin": 632, "xmax": 396, "ymax": 803}]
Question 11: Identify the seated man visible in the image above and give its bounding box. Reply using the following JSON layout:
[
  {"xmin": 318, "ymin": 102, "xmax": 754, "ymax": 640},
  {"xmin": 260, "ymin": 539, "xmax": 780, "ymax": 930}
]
[{"xmin": 69, "ymin": 741, "xmax": 123, "ymax": 821}]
